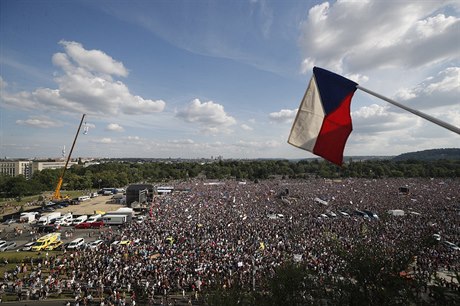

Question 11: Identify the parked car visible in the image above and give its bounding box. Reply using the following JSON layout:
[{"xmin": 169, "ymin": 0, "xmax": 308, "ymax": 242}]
[
  {"xmin": 56, "ymin": 242, "xmax": 70, "ymax": 251},
  {"xmin": 89, "ymin": 221, "xmax": 104, "ymax": 228},
  {"xmin": 21, "ymin": 241, "xmax": 36, "ymax": 251},
  {"xmin": 45, "ymin": 240, "xmax": 63, "ymax": 251},
  {"xmin": 37, "ymin": 225, "xmax": 60, "ymax": 233},
  {"xmin": 58, "ymin": 219, "xmax": 73, "ymax": 226},
  {"xmin": 0, "ymin": 241, "xmax": 17, "ymax": 252},
  {"xmin": 75, "ymin": 221, "xmax": 104, "ymax": 229},
  {"xmin": 67, "ymin": 238, "xmax": 85, "ymax": 250},
  {"xmin": 87, "ymin": 240, "xmax": 103, "ymax": 250},
  {"xmin": 74, "ymin": 222, "xmax": 92, "ymax": 229}
]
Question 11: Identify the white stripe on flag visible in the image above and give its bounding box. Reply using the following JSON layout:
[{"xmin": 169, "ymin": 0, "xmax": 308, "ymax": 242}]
[{"xmin": 288, "ymin": 76, "xmax": 325, "ymax": 152}]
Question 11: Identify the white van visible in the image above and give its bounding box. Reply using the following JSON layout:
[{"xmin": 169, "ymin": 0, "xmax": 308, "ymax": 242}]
[
  {"xmin": 67, "ymin": 237, "xmax": 85, "ymax": 250},
  {"xmin": 72, "ymin": 215, "xmax": 88, "ymax": 226},
  {"xmin": 87, "ymin": 214, "xmax": 102, "ymax": 223},
  {"xmin": 78, "ymin": 195, "xmax": 91, "ymax": 202},
  {"xmin": 56, "ymin": 213, "xmax": 73, "ymax": 226}
]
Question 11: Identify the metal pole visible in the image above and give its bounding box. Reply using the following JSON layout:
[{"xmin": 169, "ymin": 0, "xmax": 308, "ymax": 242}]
[{"xmin": 356, "ymin": 85, "xmax": 460, "ymax": 135}]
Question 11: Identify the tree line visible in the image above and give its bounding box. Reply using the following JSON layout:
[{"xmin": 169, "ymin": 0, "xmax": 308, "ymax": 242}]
[{"xmin": 1, "ymin": 158, "xmax": 459, "ymax": 198}]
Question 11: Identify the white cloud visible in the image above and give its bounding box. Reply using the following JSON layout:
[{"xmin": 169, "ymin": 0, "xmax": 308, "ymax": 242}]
[
  {"xmin": 15, "ymin": 116, "xmax": 64, "ymax": 128},
  {"xmin": 168, "ymin": 139, "xmax": 195, "ymax": 145},
  {"xmin": 241, "ymin": 124, "xmax": 253, "ymax": 131},
  {"xmin": 236, "ymin": 140, "xmax": 280, "ymax": 149},
  {"xmin": 345, "ymin": 73, "xmax": 369, "ymax": 84},
  {"xmin": 394, "ymin": 66, "xmax": 460, "ymax": 109},
  {"xmin": 348, "ymin": 101, "xmax": 458, "ymax": 156},
  {"xmin": 125, "ymin": 136, "xmax": 142, "ymax": 141},
  {"xmin": 176, "ymin": 98, "xmax": 236, "ymax": 134},
  {"xmin": 91, "ymin": 137, "xmax": 114, "ymax": 144},
  {"xmin": 106, "ymin": 123, "xmax": 124, "ymax": 132},
  {"xmin": 0, "ymin": 76, "xmax": 6, "ymax": 88},
  {"xmin": 2, "ymin": 41, "xmax": 165, "ymax": 116},
  {"xmin": 269, "ymin": 109, "xmax": 297, "ymax": 123},
  {"xmin": 58, "ymin": 40, "xmax": 128, "ymax": 77},
  {"xmin": 352, "ymin": 104, "xmax": 419, "ymax": 134},
  {"xmin": 299, "ymin": 1, "xmax": 459, "ymax": 72}
]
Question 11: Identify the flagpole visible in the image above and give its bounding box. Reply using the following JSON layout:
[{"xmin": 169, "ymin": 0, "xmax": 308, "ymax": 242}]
[{"xmin": 356, "ymin": 85, "xmax": 460, "ymax": 135}]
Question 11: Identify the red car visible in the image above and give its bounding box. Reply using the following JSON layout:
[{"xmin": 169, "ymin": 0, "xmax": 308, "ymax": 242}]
[
  {"xmin": 75, "ymin": 221, "xmax": 104, "ymax": 229},
  {"xmin": 89, "ymin": 221, "xmax": 104, "ymax": 228},
  {"xmin": 75, "ymin": 222, "xmax": 92, "ymax": 229}
]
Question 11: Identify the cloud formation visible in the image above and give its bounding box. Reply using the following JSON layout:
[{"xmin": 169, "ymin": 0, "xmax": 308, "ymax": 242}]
[
  {"xmin": 299, "ymin": 1, "xmax": 459, "ymax": 73},
  {"xmin": 394, "ymin": 66, "xmax": 460, "ymax": 109},
  {"xmin": 176, "ymin": 99, "xmax": 236, "ymax": 134},
  {"xmin": 106, "ymin": 123, "xmax": 124, "ymax": 132},
  {"xmin": 269, "ymin": 109, "xmax": 297, "ymax": 123},
  {"xmin": 2, "ymin": 41, "xmax": 165, "ymax": 116},
  {"xmin": 15, "ymin": 116, "xmax": 64, "ymax": 128}
]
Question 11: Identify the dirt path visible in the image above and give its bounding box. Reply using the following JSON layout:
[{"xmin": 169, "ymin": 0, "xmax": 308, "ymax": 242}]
[{"xmin": 55, "ymin": 195, "xmax": 125, "ymax": 216}]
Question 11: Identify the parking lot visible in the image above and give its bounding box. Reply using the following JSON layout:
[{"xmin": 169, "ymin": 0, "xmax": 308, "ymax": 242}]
[
  {"xmin": 0, "ymin": 195, "xmax": 125, "ymax": 252},
  {"xmin": 0, "ymin": 220, "xmax": 112, "ymax": 252}
]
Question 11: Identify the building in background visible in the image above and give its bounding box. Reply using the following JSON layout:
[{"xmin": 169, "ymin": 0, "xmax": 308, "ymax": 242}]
[
  {"xmin": 31, "ymin": 160, "xmax": 78, "ymax": 172},
  {"xmin": 0, "ymin": 159, "xmax": 77, "ymax": 179},
  {"xmin": 0, "ymin": 160, "xmax": 32, "ymax": 179}
]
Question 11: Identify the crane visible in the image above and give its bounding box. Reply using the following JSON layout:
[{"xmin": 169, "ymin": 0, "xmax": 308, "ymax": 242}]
[{"xmin": 53, "ymin": 114, "xmax": 86, "ymax": 201}]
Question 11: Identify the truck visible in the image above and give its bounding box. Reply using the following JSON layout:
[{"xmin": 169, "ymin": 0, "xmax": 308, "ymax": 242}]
[
  {"xmin": 19, "ymin": 212, "xmax": 38, "ymax": 223},
  {"xmin": 37, "ymin": 212, "xmax": 61, "ymax": 226},
  {"xmin": 102, "ymin": 214, "xmax": 127, "ymax": 225},
  {"xmin": 105, "ymin": 208, "xmax": 134, "ymax": 221}
]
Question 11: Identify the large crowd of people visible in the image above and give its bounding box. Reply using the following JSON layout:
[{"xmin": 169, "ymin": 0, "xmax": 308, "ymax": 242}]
[{"xmin": 1, "ymin": 177, "xmax": 459, "ymax": 305}]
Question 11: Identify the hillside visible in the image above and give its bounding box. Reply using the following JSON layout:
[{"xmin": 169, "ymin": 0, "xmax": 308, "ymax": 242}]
[{"xmin": 392, "ymin": 148, "xmax": 460, "ymax": 161}]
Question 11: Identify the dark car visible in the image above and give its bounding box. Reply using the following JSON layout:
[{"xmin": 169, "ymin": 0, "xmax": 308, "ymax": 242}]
[
  {"xmin": 56, "ymin": 200, "xmax": 70, "ymax": 207},
  {"xmin": 37, "ymin": 225, "xmax": 60, "ymax": 233},
  {"xmin": 56, "ymin": 242, "xmax": 70, "ymax": 251}
]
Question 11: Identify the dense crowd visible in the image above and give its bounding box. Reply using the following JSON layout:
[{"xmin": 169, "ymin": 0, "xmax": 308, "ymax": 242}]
[{"xmin": 2, "ymin": 178, "xmax": 459, "ymax": 305}]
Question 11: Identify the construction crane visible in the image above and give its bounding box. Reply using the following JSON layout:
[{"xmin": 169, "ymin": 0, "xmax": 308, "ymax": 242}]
[{"xmin": 53, "ymin": 114, "xmax": 86, "ymax": 201}]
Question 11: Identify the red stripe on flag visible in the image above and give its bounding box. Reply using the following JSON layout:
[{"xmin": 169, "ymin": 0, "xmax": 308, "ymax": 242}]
[{"xmin": 313, "ymin": 92, "xmax": 354, "ymax": 165}]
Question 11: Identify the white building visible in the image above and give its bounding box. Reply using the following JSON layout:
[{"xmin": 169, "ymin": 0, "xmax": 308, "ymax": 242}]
[
  {"xmin": 32, "ymin": 160, "xmax": 78, "ymax": 172},
  {"xmin": 0, "ymin": 159, "xmax": 77, "ymax": 179},
  {"xmin": 0, "ymin": 160, "xmax": 32, "ymax": 179}
]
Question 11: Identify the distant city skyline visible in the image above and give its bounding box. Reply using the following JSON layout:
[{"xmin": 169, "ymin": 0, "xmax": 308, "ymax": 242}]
[{"xmin": 1, "ymin": 0, "xmax": 459, "ymax": 160}]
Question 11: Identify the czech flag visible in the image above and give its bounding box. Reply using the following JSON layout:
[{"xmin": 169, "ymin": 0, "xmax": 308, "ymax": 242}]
[{"xmin": 288, "ymin": 67, "xmax": 358, "ymax": 166}]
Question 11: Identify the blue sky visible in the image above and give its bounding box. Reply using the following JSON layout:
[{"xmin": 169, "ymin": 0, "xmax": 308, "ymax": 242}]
[{"xmin": 1, "ymin": 0, "xmax": 459, "ymax": 160}]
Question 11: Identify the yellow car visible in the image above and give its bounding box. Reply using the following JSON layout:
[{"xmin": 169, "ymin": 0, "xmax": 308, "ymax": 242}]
[
  {"xmin": 45, "ymin": 240, "xmax": 63, "ymax": 251},
  {"xmin": 119, "ymin": 240, "xmax": 130, "ymax": 246}
]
